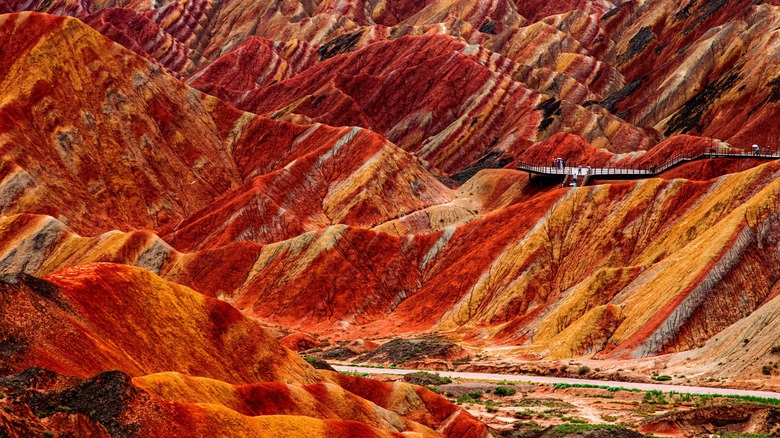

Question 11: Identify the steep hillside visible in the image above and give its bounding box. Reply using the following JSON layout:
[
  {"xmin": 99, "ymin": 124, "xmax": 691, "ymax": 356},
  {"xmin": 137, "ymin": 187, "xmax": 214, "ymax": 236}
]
[
  {"xmin": 0, "ymin": 12, "xmax": 452, "ymax": 246},
  {"xmin": 0, "ymin": 265, "xmax": 489, "ymax": 437},
  {"xmin": 0, "ymin": 263, "xmax": 319, "ymax": 383},
  {"xmin": 8, "ymin": 0, "xmax": 780, "ymax": 173},
  {"xmin": 3, "ymin": 158, "xmax": 779, "ymax": 361},
  {"xmin": 3, "ymin": 0, "xmax": 780, "ymax": 402}
]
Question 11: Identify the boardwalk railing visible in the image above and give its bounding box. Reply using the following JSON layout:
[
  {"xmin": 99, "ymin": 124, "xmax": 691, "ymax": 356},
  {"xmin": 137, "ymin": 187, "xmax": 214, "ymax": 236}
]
[{"xmin": 517, "ymin": 147, "xmax": 780, "ymax": 179}]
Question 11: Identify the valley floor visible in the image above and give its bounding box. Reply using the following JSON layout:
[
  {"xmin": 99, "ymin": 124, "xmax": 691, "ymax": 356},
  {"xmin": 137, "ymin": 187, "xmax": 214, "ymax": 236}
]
[
  {"xmin": 334, "ymin": 366, "xmax": 780, "ymax": 437},
  {"xmin": 332, "ymin": 366, "xmax": 780, "ymax": 399}
]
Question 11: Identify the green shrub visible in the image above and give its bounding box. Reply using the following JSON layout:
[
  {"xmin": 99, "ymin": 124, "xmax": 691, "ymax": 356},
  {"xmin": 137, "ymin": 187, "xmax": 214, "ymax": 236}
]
[
  {"xmin": 514, "ymin": 409, "xmax": 534, "ymax": 420},
  {"xmin": 512, "ymin": 420, "xmax": 543, "ymax": 432},
  {"xmin": 552, "ymin": 382, "xmax": 640, "ymax": 392},
  {"xmin": 552, "ymin": 423, "xmax": 620, "ymax": 434},
  {"xmin": 340, "ymin": 370, "xmax": 368, "ymax": 377},
  {"xmin": 456, "ymin": 391, "xmax": 483, "ymax": 405},
  {"xmin": 425, "ymin": 385, "xmax": 442, "ymax": 394},
  {"xmin": 494, "ymin": 386, "xmax": 517, "ymax": 397},
  {"xmin": 652, "ymin": 375, "xmax": 672, "ymax": 381},
  {"xmin": 404, "ymin": 371, "xmax": 452, "ymax": 386},
  {"xmin": 762, "ymin": 365, "xmax": 773, "ymax": 376},
  {"xmin": 643, "ymin": 390, "xmax": 668, "ymax": 404},
  {"xmin": 578, "ymin": 366, "xmax": 591, "ymax": 375},
  {"xmin": 452, "ymin": 355, "xmax": 472, "ymax": 365}
]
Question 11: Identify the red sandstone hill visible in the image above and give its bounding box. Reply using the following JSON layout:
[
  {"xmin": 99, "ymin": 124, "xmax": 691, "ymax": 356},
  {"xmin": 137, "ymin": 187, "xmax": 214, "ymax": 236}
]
[
  {"xmin": 0, "ymin": 264, "xmax": 489, "ymax": 437},
  {"xmin": 0, "ymin": 12, "xmax": 452, "ymax": 245},
  {"xmin": 1, "ymin": 9, "xmax": 780, "ymax": 365},
  {"xmin": 2, "ymin": 0, "xmax": 780, "ymax": 419},
  {"xmin": 6, "ymin": 0, "xmax": 780, "ymax": 172},
  {"xmin": 3, "ymin": 151, "xmax": 780, "ymax": 366}
]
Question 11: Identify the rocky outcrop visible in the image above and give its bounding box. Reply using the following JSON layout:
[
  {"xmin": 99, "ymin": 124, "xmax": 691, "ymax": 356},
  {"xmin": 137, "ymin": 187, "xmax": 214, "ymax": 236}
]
[{"xmin": 641, "ymin": 404, "xmax": 780, "ymax": 436}]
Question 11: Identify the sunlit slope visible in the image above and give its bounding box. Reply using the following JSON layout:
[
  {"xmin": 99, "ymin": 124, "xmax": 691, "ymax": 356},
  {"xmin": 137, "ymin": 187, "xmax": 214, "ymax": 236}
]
[
  {"xmin": 0, "ymin": 263, "xmax": 489, "ymax": 437},
  {"xmin": 134, "ymin": 371, "xmax": 488, "ymax": 436},
  {"xmin": 0, "ymin": 12, "xmax": 452, "ymax": 247},
  {"xmin": 2, "ymin": 160, "xmax": 779, "ymax": 359},
  {"xmin": 0, "ymin": 262, "xmax": 319, "ymax": 384}
]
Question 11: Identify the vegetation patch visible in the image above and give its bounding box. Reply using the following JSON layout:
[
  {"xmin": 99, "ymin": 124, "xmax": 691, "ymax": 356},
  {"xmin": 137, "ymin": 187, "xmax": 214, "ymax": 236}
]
[
  {"xmin": 340, "ymin": 370, "xmax": 369, "ymax": 377},
  {"xmin": 553, "ymin": 383, "xmax": 641, "ymax": 393},
  {"xmin": 456, "ymin": 391, "xmax": 483, "ymax": 405},
  {"xmin": 494, "ymin": 386, "xmax": 517, "ymax": 397},
  {"xmin": 553, "ymin": 422, "xmax": 622, "ymax": 433},
  {"xmin": 403, "ymin": 371, "xmax": 452, "ymax": 387}
]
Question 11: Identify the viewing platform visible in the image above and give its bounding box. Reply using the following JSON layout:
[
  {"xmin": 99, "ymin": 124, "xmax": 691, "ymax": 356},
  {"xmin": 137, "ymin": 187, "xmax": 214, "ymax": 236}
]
[{"xmin": 517, "ymin": 148, "xmax": 780, "ymax": 187}]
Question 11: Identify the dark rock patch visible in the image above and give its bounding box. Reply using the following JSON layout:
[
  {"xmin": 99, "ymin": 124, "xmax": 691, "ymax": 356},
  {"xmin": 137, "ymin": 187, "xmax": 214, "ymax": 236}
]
[
  {"xmin": 318, "ymin": 31, "xmax": 364, "ymax": 60},
  {"xmin": 479, "ymin": 21, "xmax": 496, "ymax": 34},
  {"xmin": 450, "ymin": 150, "xmax": 511, "ymax": 184},
  {"xmin": 355, "ymin": 338, "xmax": 468, "ymax": 365},
  {"xmin": 618, "ymin": 27, "xmax": 655, "ymax": 64},
  {"xmin": 303, "ymin": 356, "xmax": 336, "ymax": 371},
  {"xmin": 403, "ymin": 371, "xmax": 451, "ymax": 386},
  {"xmin": 766, "ymin": 76, "xmax": 780, "ymax": 103},
  {"xmin": 600, "ymin": 77, "xmax": 645, "ymax": 114},
  {"xmin": 320, "ymin": 347, "xmax": 358, "ymax": 360},
  {"xmin": 664, "ymin": 72, "xmax": 740, "ymax": 135}
]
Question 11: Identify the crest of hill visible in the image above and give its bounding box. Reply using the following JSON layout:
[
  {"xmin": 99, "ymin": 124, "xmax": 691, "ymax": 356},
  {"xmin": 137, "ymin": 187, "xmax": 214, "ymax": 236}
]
[
  {"xmin": 2, "ymin": 157, "xmax": 780, "ymax": 362},
  {"xmin": 0, "ymin": 12, "xmax": 452, "ymax": 247},
  {"xmin": 0, "ymin": 262, "xmax": 320, "ymax": 385},
  {"xmin": 0, "ymin": 263, "xmax": 490, "ymax": 437}
]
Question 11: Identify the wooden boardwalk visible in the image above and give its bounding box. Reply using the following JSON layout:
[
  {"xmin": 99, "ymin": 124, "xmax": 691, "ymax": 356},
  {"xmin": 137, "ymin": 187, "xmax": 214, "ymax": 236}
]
[{"xmin": 517, "ymin": 148, "xmax": 780, "ymax": 185}]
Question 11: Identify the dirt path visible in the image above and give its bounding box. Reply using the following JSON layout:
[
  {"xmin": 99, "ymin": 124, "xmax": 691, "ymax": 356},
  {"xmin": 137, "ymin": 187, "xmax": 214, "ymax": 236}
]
[{"xmin": 333, "ymin": 365, "xmax": 780, "ymax": 399}]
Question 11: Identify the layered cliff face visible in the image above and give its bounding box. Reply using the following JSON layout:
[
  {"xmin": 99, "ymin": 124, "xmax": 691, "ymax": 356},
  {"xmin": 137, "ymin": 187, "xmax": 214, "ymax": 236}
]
[{"xmin": 2, "ymin": 0, "xmax": 780, "ymax": 411}]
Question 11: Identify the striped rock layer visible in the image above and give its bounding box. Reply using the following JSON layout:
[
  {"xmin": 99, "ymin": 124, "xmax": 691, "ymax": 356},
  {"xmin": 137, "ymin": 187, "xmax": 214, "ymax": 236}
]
[
  {"xmin": 1, "ymin": 0, "xmax": 780, "ymax": 404},
  {"xmin": 0, "ymin": 263, "xmax": 488, "ymax": 437},
  {"xmin": 6, "ymin": 0, "xmax": 780, "ymax": 174}
]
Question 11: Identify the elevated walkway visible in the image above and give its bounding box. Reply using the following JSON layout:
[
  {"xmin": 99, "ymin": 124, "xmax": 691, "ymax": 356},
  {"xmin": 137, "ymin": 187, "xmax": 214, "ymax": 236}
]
[{"xmin": 518, "ymin": 148, "xmax": 780, "ymax": 187}]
